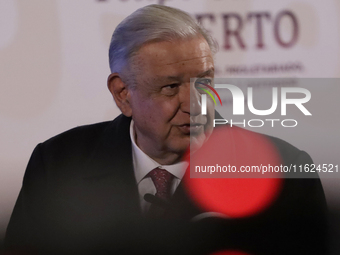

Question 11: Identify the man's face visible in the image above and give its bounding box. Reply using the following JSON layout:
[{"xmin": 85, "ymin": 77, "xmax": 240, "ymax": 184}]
[{"xmin": 126, "ymin": 37, "xmax": 215, "ymax": 164}]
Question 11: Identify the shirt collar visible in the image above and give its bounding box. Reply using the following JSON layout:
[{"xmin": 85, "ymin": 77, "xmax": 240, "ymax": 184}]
[{"xmin": 130, "ymin": 120, "xmax": 188, "ymax": 184}]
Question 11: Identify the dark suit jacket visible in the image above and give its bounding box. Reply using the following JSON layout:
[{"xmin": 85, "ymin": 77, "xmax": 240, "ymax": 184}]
[{"xmin": 5, "ymin": 114, "xmax": 328, "ymax": 255}]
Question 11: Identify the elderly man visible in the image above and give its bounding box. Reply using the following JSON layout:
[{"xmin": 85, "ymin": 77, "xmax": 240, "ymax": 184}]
[{"xmin": 5, "ymin": 4, "xmax": 327, "ymax": 255}]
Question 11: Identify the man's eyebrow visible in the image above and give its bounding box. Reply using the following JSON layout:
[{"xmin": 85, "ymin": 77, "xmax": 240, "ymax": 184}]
[
  {"xmin": 163, "ymin": 76, "xmax": 182, "ymax": 81},
  {"xmin": 158, "ymin": 68, "xmax": 215, "ymax": 81},
  {"xmin": 196, "ymin": 68, "xmax": 214, "ymax": 78}
]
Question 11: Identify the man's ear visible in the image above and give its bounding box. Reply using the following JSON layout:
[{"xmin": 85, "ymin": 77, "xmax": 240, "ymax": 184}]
[{"xmin": 107, "ymin": 73, "xmax": 132, "ymax": 117}]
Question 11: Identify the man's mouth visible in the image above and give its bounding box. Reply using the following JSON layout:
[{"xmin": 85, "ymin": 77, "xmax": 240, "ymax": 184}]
[{"xmin": 178, "ymin": 123, "xmax": 204, "ymax": 135}]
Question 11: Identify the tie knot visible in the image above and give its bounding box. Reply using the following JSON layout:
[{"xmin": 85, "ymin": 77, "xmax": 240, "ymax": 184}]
[{"xmin": 147, "ymin": 167, "xmax": 174, "ymax": 201}]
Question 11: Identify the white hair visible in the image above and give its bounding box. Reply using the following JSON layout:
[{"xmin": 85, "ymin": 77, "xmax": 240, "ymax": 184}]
[{"xmin": 108, "ymin": 4, "xmax": 218, "ymax": 76}]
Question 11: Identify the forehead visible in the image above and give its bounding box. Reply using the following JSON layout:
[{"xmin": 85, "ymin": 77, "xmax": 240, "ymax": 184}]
[{"xmin": 131, "ymin": 37, "xmax": 214, "ymax": 79}]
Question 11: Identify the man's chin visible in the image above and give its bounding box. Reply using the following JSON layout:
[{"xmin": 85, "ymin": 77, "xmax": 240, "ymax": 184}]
[
  {"xmin": 189, "ymin": 126, "xmax": 214, "ymax": 154},
  {"xmin": 190, "ymin": 133, "xmax": 207, "ymax": 154},
  {"xmin": 167, "ymin": 132, "xmax": 211, "ymax": 159}
]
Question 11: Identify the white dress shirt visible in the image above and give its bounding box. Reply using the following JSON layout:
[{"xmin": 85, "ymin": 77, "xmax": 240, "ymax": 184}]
[{"xmin": 130, "ymin": 121, "xmax": 188, "ymax": 213}]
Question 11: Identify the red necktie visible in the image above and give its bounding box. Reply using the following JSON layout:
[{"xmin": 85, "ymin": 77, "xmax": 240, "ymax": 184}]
[{"xmin": 147, "ymin": 167, "xmax": 174, "ymax": 201}]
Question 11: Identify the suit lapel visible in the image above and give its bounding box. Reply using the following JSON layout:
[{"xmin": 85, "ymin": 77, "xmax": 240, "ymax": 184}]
[
  {"xmin": 169, "ymin": 111, "xmax": 225, "ymax": 219},
  {"xmin": 81, "ymin": 115, "xmax": 141, "ymax": 217},
  {"xmin": 78, "ymin": 112, "xmax": 226, "ymax": 220}
]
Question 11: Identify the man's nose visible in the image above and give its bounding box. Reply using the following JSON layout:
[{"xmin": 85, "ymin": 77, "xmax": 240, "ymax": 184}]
[{"xmin": 181, "ymin": 84, "xmax": 201, "ymax": 116}]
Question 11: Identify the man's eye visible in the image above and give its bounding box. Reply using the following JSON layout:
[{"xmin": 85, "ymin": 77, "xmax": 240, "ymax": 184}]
[
  {"xmin": 161, "ymin": 84, "xmax": 179, "ymax": 95},
  {"xmin": 195, "ymin": 78, "xmax": 212, "ymax": 88},
  {"xmin": 166, "ymin": 84, "xmax": 178, "ymax": 89},
  {"xmin": 195, "ymin": 78, "xmax": 213, "ymax": 95}
]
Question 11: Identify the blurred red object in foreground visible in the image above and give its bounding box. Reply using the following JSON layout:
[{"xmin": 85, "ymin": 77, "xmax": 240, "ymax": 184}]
[{"xmin": 184, "ymin": 126, "xmax": 284, "ymax": 218}]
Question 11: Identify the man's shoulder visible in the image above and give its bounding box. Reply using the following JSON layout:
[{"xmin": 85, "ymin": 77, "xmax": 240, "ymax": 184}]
[
  {"xmin": 220, "ymin": 125, "xmax": 312, "ymax": 166},
  {"xmin": 42, "ymin": 114, "xmax": 130, "ymax": 148},
  {"xmin": 214, "ymin": 112, "xmax": 309, "ymax": 164},
  {"xmin": 33, "ymin": 114, "xmax": 132, "ymax": 169},
  {"xmin": 43, "ymin": 120, "xmax": 110, "ymax": 150},
  {"xmin": 263, "ymin": 132, "xmax": 312, "ymax": 165}
]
